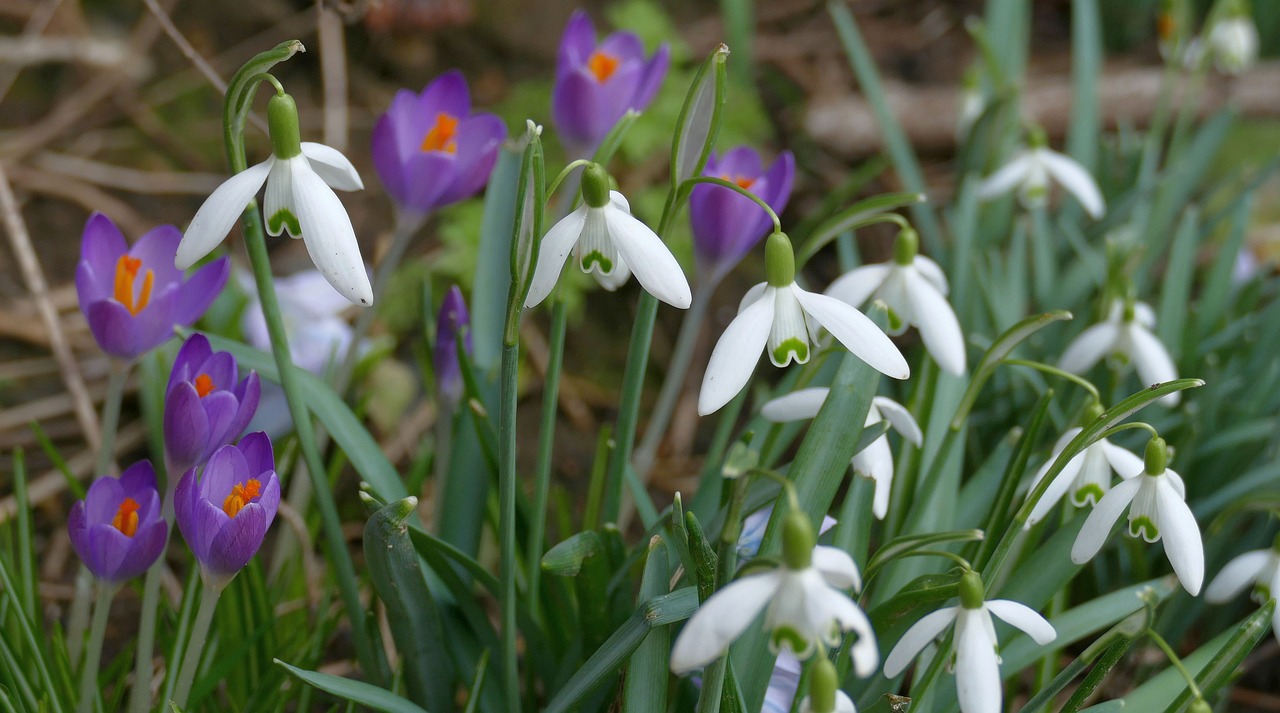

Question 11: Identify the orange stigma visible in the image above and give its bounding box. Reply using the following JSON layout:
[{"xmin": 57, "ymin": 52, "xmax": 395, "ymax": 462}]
[
  {"xmin": 113, "ymin": 255, "xmax": 154, "ymax": 316},
  {"xmin": 112, "ymin": 497, "xmax": 140, "ymax": 537},
  {"xmin": 222, "ymin": 479, "xmax": 262, "ymax": 519},
  {"xmin": 587, "ymin": 50, "xmax": 620, "ymax": 83},
  {"xmin": 1157, "ymin": 13, "xmax": 1175, "ymax": 40},
  {"xmin": 420, "ymin": 113, "xmax": 459, "ymax": 153},
  {"xmin": 721, "ymin": 173, "xmax": 757, "ymax": 190},
  {"xmin": 194, "ymin": 374, "xmax": 215, "ymax": 398}
]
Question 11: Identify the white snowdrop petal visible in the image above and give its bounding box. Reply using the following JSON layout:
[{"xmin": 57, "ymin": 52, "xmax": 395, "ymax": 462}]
[
  {"xmin": 290, "ymin": 162, "xmax": 372, "ymax": 305},
  {"xmin": 1132, "ymin": 302, "xmax": 1157, "ymax": 329},
  {"xmin": 1205, "ymin": 550, "xmax": 1272, "ymax": 603},
  {"xmin": 883, "ymin": 606, "xmax": 957, "ymax": 677},
  {"xmin": 913, "ymin": 255, "xmax": 950, "ymax": 294},
  {"xmin": 669, "ymin": 572, "xmax": 784, "ymax": 673},
  {"xmin": 1027, "ymin": 447, "xmax": 1086, "ymax": 527},
  {"xmin": 1099, "ymin": 440, "xmax": 1146, "ymax": 480},
  {"xmin": 1128, "ymin": 326, "xmax": 1180, "ymax": 406},
  {"xmin": 1071, "ymin": 476, "xmax": 1143, "ymax": 565},
  {"xmin": 1165, "ymin": 468, "xmax": 1187, "ymax": 499},
  {"xmin": 812, "ymin": 545, "xmax": 861, "ymax": 591},
  {"xmin": 177, "ymin": 159, "xmax": 272, "ymax": 269},
  {"xmin": 852, "ymin": 436, "xmax": 894, "ymax": 510},
  {"xmin": 300, "ymin": 142, "xmax": 364, "ymax": 191},
  {"xmin": 904, "ymin": 270, "xmax": 966, "ymax": 375},
  {"xmin": 1156, "ymin": 480, "xmax": 1204, "ymax": 595},
  {"xmin": 872, "ymin": 397, "xmax": 922, "ymax": 446},
  {"xmin": 825, "ymin": 264, "xmax": 892, "ymax": 309},
  {"xmin": 1038, "ymin": 148, "xmax": 1105, "ymax": 218},
  {"xmin": 985, "ymin": 600, "xmax": 1057, "ymax": 645},
  {"xmin": 699, "ymin": 292, "xmax": 775, "ymax": 415},
  {"xmin": 1058, "ymin": 322, "xmax": 1121, "ymax": 374},
  {"xmin": 955, "ymin": 609, "xmax": 1003, "ymax": 713},
  {"xmin": 524, "ymin": 208, "xmax": 587, "ymax": 308},
  {"xmin": 605, "ymin": 208, "xmax": 692, "ymax": 309},
  {"xmin": 793, "ymin": 286, "xmax": 910, "ymax": 380},
  {"xmin": 264, "ymin": 158, "xmax": 296, "ymax": 237},
  {"xmin": 977, "ymin": 154, "xmax": 1034, "ymax": 201},
  {"xmin": 761, "ymin": 387, "xmax": 831, "ymax": 422}
]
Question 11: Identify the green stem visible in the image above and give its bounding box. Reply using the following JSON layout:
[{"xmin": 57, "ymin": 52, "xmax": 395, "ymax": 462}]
[
  {"xmin": 128, "ymin": 476, "xmax": 177, "ymax": 713},
  {"xmin": 528, "ymin": 298, "xmax": 567, "ymax": 625},
  {"xmin": 1148, "ymin": 630, "xmax": 1203, "ymax": 701},
  {"xmin": 95, "ymin": 359, "xmax": 131, "ymax": 475},
  {"xmin": 498, "ymin": 340, "xmax": 521, "ymax": 711},
  {"xmin": 170, "ymin": 579, "xmax": 221, "ymax": 712},
  {"xmin": 75, "ymin": 583, "xmax": 116, "ymax": 713},
  {"xmin": 65, "ymin": 568, "xmax": 93, "ymax": 667},
  {"xmin": 681, "ymin": 176, "xmax": 781, "ymax": 233},
  {"xmin": 1002, "ymin": 358, "xmax": 1100, "ymax": 404}
]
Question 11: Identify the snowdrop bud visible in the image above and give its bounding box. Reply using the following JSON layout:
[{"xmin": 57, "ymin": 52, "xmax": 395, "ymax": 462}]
[
  {"xmin": 1081, "ymin": 400, "xmax": 1105, "ymax": 424},
  {"xmin": 1027, "ymin": 124, "xmax": 1049, "ymax": 149},
  {"xmin": 581, "ymin": 162, "xmax": 611, "ymax": 209},
  {"xmin": 267, "ymin": 93, "xmax": 302, "ymax": 159},
  {"xmin": 959, "ymin": 570, "xmax": 986, "ymax": 610},
  {"xmin": 892, "ymin": 226, "xmax": 919, "ymax": 266},
  {"xmin": 1144, "ymin": 436, "xmax": 1168, "ymax": 476},
  {"xmin": 782, "ymin": 509, "xmax": 815, "ymax": 570},
  {"xmin": 1188, "ymin": 699, "xmax": 1211, "ymax": 713},
  {"xmin": 765, "ymin": 231, "xmax": 795, "ymax": 288},
  {"xmin": 808, "ymin": 658, "xmax": 839, "ymax": 713}
]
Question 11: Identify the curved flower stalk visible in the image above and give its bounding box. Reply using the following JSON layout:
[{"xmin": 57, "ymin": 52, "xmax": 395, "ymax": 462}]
[
  {"xmin": 689, "ymin": 147, "xmax": 795, "ymax": 282},
  {"xmin": 164, "ymin": 334, "xmax": 260, "ymax": 475},
  {"xmin": 698, "ymin": 231, "xmax": 909, "ymax": 416},
  {"xmin": 372, "ymin": 70, "xmax": 507, "ymax": 216},
  {"xmin": 552, "ymin": 9, "xmax": 670, "ymax": 156},
  {"xmin": 670, "ymin": 509, "xmax": 877, "ymax": 677},
  {"xmin": 884, "ymin": 570, "xmax": 1056, "ymax": 713},
  {"xmin": 762, "ymin": 388, "xmax": 921, "ymax": 519},
  {"xmin": 976, "ymin": 129, "xmax": 1105, "ymax": 218},
  {"xmin": 1205, "ymin": 534, "xmax": 1280, "ymax": 640},
  {"xmin": 525, "ymin": 162, "xmax": 691, "ymax": 309},
  {"xmin": 1058, "ymin": 299, "xmax": 1180, "ymax": 406},
  {"xmin": 1071, "ymin": 437, "xmax": 1204, "ymax": 595},
  {"xmin": 177, "ymin": 90, "xmax": 372, "ymax": 305},
  {"xmin": 1023, "ymin": 409, "xmax": 1145, "ymax": 528},
  {"xmin": 68, "ymin": 461, "xmax": 168, "ymax": 582},
  {"xmin": 826, "ymin": 226, "xmax": 966, "ymax": 375},
  {"xmin": 76, "ymin": 212, "xmax": 228, "ymax": 360}
]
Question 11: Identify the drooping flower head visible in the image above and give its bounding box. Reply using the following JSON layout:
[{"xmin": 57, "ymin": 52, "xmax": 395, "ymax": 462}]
[
  {"xmin": 175, "ymin": 432, "xmax": 280, "ymax": 585},
  {"xmin": 1205, "ymin": 533, "xmax": 1280, "ymax": 641},
  {"xmin": 1058, "ymin": 299, "xmax": 1179, "ymax": 406},
  {"xmin": 76, "ymin": 213, "xmax": 228, "ymax": 360},
  {"xmin": 68, "ymin": 461, "xmax": 168, "ymax": 582},
  {"xmin": 177, "ymin": 91, "xmax": 372, "ymax": 306},
  {"xmin": 434, "ymin": 285, "xmax": 472, "ymax": 407},
  {"xmin": 372, "ymin": 71, "xmax": 507, "ymax": 216},
  {"xmin": 552, "ymin": 9, "xmax": 670, "ymax": 156},
  {"xmin": 976, "ymin": 126, "xmax": 1104, "ymax": 218},
  {"xmin": 1205, "ymin": 0, "xmax": 1258, "ymax": 74},
  {"xmin": 164, "ymin": 333, "xmax": 260, "ymax": 475},
  {"xmin": 689, "ymin": 147, "xmax": 795, "ymax": 280}
]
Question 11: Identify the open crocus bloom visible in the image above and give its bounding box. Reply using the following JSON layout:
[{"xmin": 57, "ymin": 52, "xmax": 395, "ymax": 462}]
[
  {"xmin": 1205, "ymin": 540, "xmax": 1280, "ymax": 641},
  {"xmin": 1059, "ymin": 300, "xmax": 1179, "ymax": 406},
  {"xmin": 164, "ymin": 333, "xmax": 260, "ymax": 474},
  {"xmin": 1024, "ymin": 425, "xmax": 1145, "ymax": 527},
  {"xmin": 689, "ymin": 147, "xmax": 795, "ymax": 281},
  {"xmin": 68, "ymin": 461, "xmax": 168, "ymax": 583},
  {"xmin": 977, "ymin": 144, "xmax": 1105, "ymax": 218}
]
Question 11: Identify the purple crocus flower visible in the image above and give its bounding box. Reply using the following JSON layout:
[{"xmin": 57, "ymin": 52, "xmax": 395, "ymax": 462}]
[
  {"xmin": 75, "ymin": 212, "xmax": 229, "ymax": 361},
  {"xmin": 434, "ymin": 286, "xmax": 472, "ymax": 407},
  {"xmin": 175, "ymin": 432, "xmax": 280, "ymax": 584},
  {"xmin": 552, "ymin": 9, "xmax": 670, "ymax": 156},
  {"xmin": 371, "ymin": 71, "xmax": 507, "ymax": 216},
  {"xmin": 68, "ymin": 461, "xmax": 168, "ymax": 582},
  {"xmin": 689, "ymin": 147, "xmax": 795, "ymax": 280},
  {"xmin": 164, "ymin": 334, "xmax": 261, "ymax": 475}
]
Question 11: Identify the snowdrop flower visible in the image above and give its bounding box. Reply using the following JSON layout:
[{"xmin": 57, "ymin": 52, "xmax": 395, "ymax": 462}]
[
  {"xmin": 1206, "ymin": 2, "xmax": 1258, "ymax": 75},
  {"xmin": 1059, "ymin": 299, "xmax": 1180, "ymax": 406},
  {"xmin": 1024, "ymin": 404, "xmax": 1146, "ymax": 527},
  {"xmin": 884, "ymin": 570, "xmax": 1056, "ymax": 713},
  {"xmin": 698, "ymin": 231, "xmax": 909, "ymax": 415},
  {"xmin": 826, "ymin": 227, "xmax": 966, "ymax": 375},
  {"xmin": 762, "ymin": 388, "xmax": 921, "ymax": 519},
  {"xmin": 524, "ymin": 162, "xmax": 690, "ymax": 309},
  {"xmin": 670, "ymin": 509, "xmax": 877, "ymax": 676},
  {"xmin": 1071, "ymin": 437, "xmax": 1204, "ymax": 595},
  {"xmin": 1205, "ymin": 534, "xmax": 1280, "ymax": 640},
  {"xmin": 177, "ymin": 91, "xmax": 372, "ymax": 306},
  {"xmin": 738, "ymin": 504, "xmax": 835, "ymax": 561},
  {"xmin": 977, "ymin": 129, "xmax": 1104, "ymax": 218},
  {"xmin": 798, "ymin": 658, "xmax": 857, "ymax": 713}
]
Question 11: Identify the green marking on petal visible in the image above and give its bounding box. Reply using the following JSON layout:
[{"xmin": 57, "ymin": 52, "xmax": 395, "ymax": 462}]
[
  {"xmin": 579, "ymin": 250, "xmax": 613, "ymax": 274},
  {"xmin": 886, "ymin": 307, "xmax": 905, "ymax": 333},
  {"xmin": 772, "ymin": 338, "xmax": 809, "ymax": 365},
  {"xmin": 1253, "ymin": 583, "xmax": 1272, "ymax": 604},
  {"xmin": 1129, "ymin": 516, "xmax": 1159, "ymax": 542},
  {"xmin": 1072, "ymin": 484, "xmax": 1106, "ymax": 507},
  {"xmin": 769, "ymin": 625, "xmax": 809, "ymax": 656},
  {"xmin": 268, "ymin": 208, "xmax": 301, "ymax": 237}
]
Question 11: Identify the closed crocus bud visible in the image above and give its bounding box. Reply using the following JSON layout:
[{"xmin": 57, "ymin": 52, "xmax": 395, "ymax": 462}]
[
  {"xmin": 434, "ymin": 286, "xmax": 472, "ymax": 407},
  {"xmin": 371, "ymin": 71, "xmax": 507, "ymax": 216},
  {"xmin": 76, "ymin": 212, "xmax": 229, "ymax": 360},
  {"xmin": 68, "ymin": 461, "xmax": 168, "ymax": 582},
  {"xmin": 552, "ymin": 9, "xmax": 670, "ymax": 156},
  {"xmin": 689, "ymin": 147, "xmax": 795, "ymax": 281},
  {"xmin": 164, "ymin": 334, "xmax": 260, "ymax": 474},
  {"xmin": 175, "ymin": 432, "xmax": 280, "ymax": 585}
]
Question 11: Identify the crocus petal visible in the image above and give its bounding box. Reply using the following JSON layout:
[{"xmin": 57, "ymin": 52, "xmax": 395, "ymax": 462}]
[
  {"xmin": 85, "ymin": 300, "xmax": 141, "ymax": 358},
  {"xmin": 1099, "ymin": 440, "xmax": 1145, "ymax": 480},
  {"xmin": 632, "ymin": 42, "xmax": 670, "ymax": 111},
  {"xmin": 81, "ymin": 212, "xmax": 129, "ymax": 275},
  {"xmin": 1071, "ymin": 476, "xmax": 1143, "ymax": 565},
  {"xmin": 173, "ymin": 256, "xmax": 230, "ymax": 326},
  {"xmin": 825, "ymin": 265, "xmax": 891, "ymax": 310},
  {"xmin": 955, "ymin": 609, "xmax": 1002, "ymax": 713},
  {"xmin": 792, "ymin": 286, "xmax": 910, "ymax": 380},
  {"xmin": 1156, "ymin": 480, "xmax": 1204, "ymax": 595},
  {"xmin": 164, "ymin": 382, "xmax": 210, "ymax": 471},
  {"xmin": 128, "ymin": 225, "xmax": 185, "ymax": 287},
  {"xmin": 1128, "ymin": 326, "xmax": 1180, "ymax": 406},
  {"xmin": 604, "ymin": 200, "xmax": 692, "ymax": 309},
  {"xmin": 177, "ymin": 160, "xmax": 272, "ymax": 269},
  {"xmin": 292, "ymin": 162, "xmax": 373, "ymax": 306},
  {"xmin": 300, "ymin": 142, "xmax": 364, "ymax": 191},
  {"xmin": 1058, "ymin": 322, "xmax": 1120, "ymax": 374},
  {"xmin": 871, "ymin": 397, "xmax": 922, "ymax": 446},
  {"xmin": 119, "ymin": 518, "xmax": 169, "ymax": 581},
  {"xmin": 206, "ymin": 501, "xmax": 268, "ymax": 576},
  {"xmin": 904, "ymin": 270, "xmax": 966, "ymax": 375},
  {"xmin": 761, "ymin": 387, "xmax": 829, "ymax": 422},
  {"xmin": 698, "ymin": 291, "xmax": 774, "ymax": 415},
  {"xmin": 1205, "ymin": 550, "xmax": 1271, "ymax": 603},
  {"xmin": 812, "ymin": 546, "xmax": 861, "ymax": 591},
  {"xmin": 1039, "ymin": 149, "xmax": 1105, "ymax": 219},
  {"xmin": 525, "ymin": 208, "xmax": 587, "ymax": 308},
  {"xmin": 119, "ymin": 460, "xmax": 158, "ymax": 494},
  {"xmin": 669, "ymin": 571, "xmax": 784, "ymax": 673},
  {"xmin": 86, "ymin": 523, "xmax": 132, "ymax": 581},
  {"xmin": 986, "ymin": 600, "xmax": 1057, "ymax": 645},
  {"xmin": 976, "ymin": 154, "xmax": 1033, "ymax": 201},
  {"xmin": 883, "ymin": 606, "xmax": 958, "ymax": 677}
]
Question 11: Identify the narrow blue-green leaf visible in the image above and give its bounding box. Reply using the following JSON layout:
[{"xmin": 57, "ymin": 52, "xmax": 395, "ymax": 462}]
[
  {"xmin": 794, "ymin": 192, "xmax": 926, "ymax": 268},
  {"xmin": 11, "ymin": 448, "xmax": 34, "ymax": 615},
  {"xmin": 1066, "ymin": 0, "xmax": 1101, "ymax": 171},
  {"xmin": 864, "ymin": 530, "xmax": 985, "ymax": 582},
  {"xmin": 1166, "ymin": 600, "xmax": 1276, "ymax": 712},
  {"xmin": 274, "ymin": 660, "xmax": 428, "ymax": 713},
  {"xmin": 1194, "ymin": 195, "xmax": 1249, "ymax": 341},
  {"xmin": 953, "ymin": 311, "xmax": 1072, "ymax": 429},
  {"xmin": 0, "ymin": 555, "xmax": 61, "ymax": 708},
  {"xmin": 622, "ymin": 537, "xmax": 671, "ymax": 713},
  {"xmin": 541, "ymin": 531, "xmax": 604, "ymax": 577},
  {"xmin": 1156, "ymin": 207, "xmax": 1199, "ymax": 351},
  {"xmin": 472, "ymin": 146, "xmax": 522, "ymax": 371}
]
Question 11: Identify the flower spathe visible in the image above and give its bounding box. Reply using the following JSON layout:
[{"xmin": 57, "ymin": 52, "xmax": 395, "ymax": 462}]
[
  {"xmin": 164, "ymin": 333, "xmax": 260, "ymax": 474},
  {"xmin": 1205, "ymin": 537, "xmax": 1280, "ymax": 641},
  {"xmin": 689, "ymin": 147, "xmax": 795, "ymax": 279},
  {"xmin": 76, "ymin": 212, "xmax": 229, "ymax": 360},
  {"xmin": 175, "ymin": 432, "xmax": 280, "ymax": 585},
  {"xmin": 434, "ymin": 285, "xmax": 472, "ymax": 407},
  {"xmin": 762, "ymin": 388, "xmax": 921, "ymax": 519},
  {"xmin": 524, "ymin": 164, "xmax": 691, "ymax": 309},
  {"xmin": 68, "ymin": 461, "xmax": 168, "ymax": 582},
  {"xmin": 552, "ymin": 9, "xmax": 670, "ymax": 156},
  {"xmin": 1058, "ymin": 300, "xmax": 1180, "ymax": 406},
  {"xmin": 884, "ymin": 571, "xmax": 1056, "ymax": 713},
  {"xmin": 372, "ymin": 71, "xmax": 507, "ymax": 215},
  {"xmin": 176, "ymin": 92, "xmax": 373, "ymax": 306},
  {"xmin": 977, "ymin": 142, "xmax": 1105, "ymax": 219},
  {"xmin": 1024, "ymin": 424, "xmax": 1145, "ymax": 527}
]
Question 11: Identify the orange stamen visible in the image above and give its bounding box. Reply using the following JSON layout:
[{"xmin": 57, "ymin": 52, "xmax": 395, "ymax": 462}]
[
  {"xmin": 222, "ymin": 479, "xmax": 262, "ymax": 519},
  {"xmin": 1157, "ymin": 13, "xmax": 1175, "ymax": 40},
  {"xmin": 720, "ymin": 173, "xmax": 757, "ymax": 191},
  {"xmin": 113, "ymin": 255, "xmax": 154, "ymax": 316},
  {"xmin": 194, "ymin": 374, "xmax": 215, "ymax": 398},
  {"xmin": 420, "ymin": 113, "xmax": 459, "ymax": 154},
  {"xmin": 587, "ymin": 50, "xmax": 620, "ymax": 83},
  {"xmin": 112, "ymin": 497, "xmax": 140, "ymax": 537}
]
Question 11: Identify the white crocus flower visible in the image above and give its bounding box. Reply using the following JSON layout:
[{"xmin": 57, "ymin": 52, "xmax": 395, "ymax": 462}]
[
  {"xmin": 698, "ymin": 232, "xmax": 909, "ymax": 416},
  {"xmin": 825, "ymin": 227, "xmax": 965, "ymax": 375},
  {"xmin": 1059, "ymin": 299, "xmax": 1179, "ymax": 406},
  {"xmin": 525, "ymin": 163, "xmax": 690, "ymax": 309},
  {"xmin": 884, "ymin": 571, "xmax": 1056, "ymax": 713},
  {"xmin": 1071, "ymin": 437, "xmax": 1204, "ymax": 595},
  {"xmin": 977, "ymin": 137, "xmax": 1105, "ymax": 219},
  {"xmin": 177, "ymin": 92, "xmax": 372, "ymax": 306},
  {"xmin": 762, "ymin": 388, "xmax": 921, "ymax": 519},
  {"xmin": 670, "ymin": 510, "xmax": 877, "ymax": 677},
  {"xmin": 1024, "ymin": 418, "xmax": 1146, "ymax": 527},
  {"xmin": 1205, "ymin": 540, "xmax": 1280, "ymax": 640},
  {"xmin": 1207, "ymin": 14, "xmax": 1258, "ymax": 74}
]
